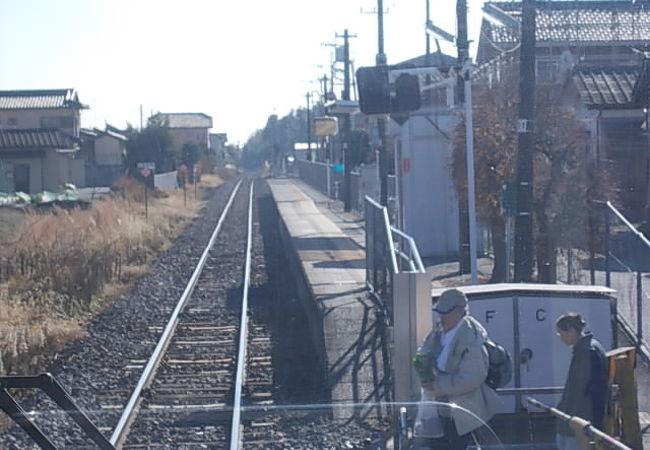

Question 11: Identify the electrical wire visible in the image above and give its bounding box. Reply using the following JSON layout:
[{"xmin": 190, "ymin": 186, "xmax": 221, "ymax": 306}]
[{"xmin": 480, "ymin": 27, "xmax": 522, "ymax": 54}]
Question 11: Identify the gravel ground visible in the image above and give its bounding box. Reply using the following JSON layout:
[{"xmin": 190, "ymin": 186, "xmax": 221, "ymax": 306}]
[
  {"xmin": 0, "ymin": 177, "xmax": 393, "ymax": 449},
  {"xmin": 1, "ymin": 178, "xmax": 241, "ymax": 449}
]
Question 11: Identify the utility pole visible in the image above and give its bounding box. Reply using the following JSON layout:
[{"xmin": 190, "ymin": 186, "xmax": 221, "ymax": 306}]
[
  {"xmin": 337, "ymin": 29, "xmax": 355, "ymax": 211},
  {"xmin": 454, "ymin": 0, "xmax": 473, "ymax": 280},
  {"xmin": 514, "ymin": 0, "xmax": 536, "ymax": 282},
  {"xmin": 306, "ymin": 92, "xmax": 313, "ymax": 162},
  {"xmin": 319, "ymin": 74, "xmax": 329, "ymax": 101}
]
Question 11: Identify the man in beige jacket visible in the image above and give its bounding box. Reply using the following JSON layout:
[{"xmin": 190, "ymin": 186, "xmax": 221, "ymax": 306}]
[{"xmin": 414, "ymin": 288, "xmax": 500, "ymax": 449}]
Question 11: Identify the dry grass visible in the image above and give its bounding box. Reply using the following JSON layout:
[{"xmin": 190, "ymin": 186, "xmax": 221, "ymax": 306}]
[
  {"xmin": 0, "ymin": 285, "xmax": 83, "ymax": 375},
  {"xmin": 0, "ymin": 207, "xmax": 26, "ymax": 245},
  {"xmin": 0, "ymin": 174, "xmax": 225, "ymax": 377},
  {"xmin": 199, "ymin": 173, "xmax": 225, "ymax": 188}
]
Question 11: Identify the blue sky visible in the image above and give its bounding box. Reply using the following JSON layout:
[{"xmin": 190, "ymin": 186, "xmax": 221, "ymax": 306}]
[{"xmin": 0, "ymin": 0, "xmax": 487, "ymax": 144}]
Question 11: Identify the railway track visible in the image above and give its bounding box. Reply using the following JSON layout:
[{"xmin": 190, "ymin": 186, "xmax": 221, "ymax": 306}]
[{"xmin": 105, "ymin": 179, "xmax": 278, "ymax": 449}]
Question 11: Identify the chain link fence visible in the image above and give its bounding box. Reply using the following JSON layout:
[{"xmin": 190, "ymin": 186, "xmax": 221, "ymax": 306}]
[
  {"xmin": 554, "ymin": 201, "xmax": 650, "ymax": 359},
  {"xmin": 600, "ymin": 202, "xmax": 650, "ymax": 359}
]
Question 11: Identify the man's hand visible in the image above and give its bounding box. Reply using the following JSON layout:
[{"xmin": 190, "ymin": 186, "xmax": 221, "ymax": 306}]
[{"xmin": 413, "ymin": 351, "xmax": 435, "ymax": 384}]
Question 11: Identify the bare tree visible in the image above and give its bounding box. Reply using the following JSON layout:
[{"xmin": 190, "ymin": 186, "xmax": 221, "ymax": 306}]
[{"xmin": 452, "ymin": 60, "xmax": 600, "ymax": 283}]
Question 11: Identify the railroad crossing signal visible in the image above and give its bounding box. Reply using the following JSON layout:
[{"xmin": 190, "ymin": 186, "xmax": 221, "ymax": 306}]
[{"xmin": 356, "ymin": 66, "xmax": 421, "ymax": 115}]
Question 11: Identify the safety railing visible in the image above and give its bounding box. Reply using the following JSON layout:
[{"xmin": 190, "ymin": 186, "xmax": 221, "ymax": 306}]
[
  {"xmin": 551, "ymin": 200, "xmax": 649, "ymax": 361},
  {"xmin": 365, "ymin": 195, "xmax": 425, "ymax": 317},
  {"xmin": 601, "ymin": 201, "xmax": 650, "ymax": 360}
]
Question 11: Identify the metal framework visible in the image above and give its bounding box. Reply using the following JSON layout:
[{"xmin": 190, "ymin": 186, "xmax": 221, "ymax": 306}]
[{"xmin": 0, "ymin": 374, "xmax": 114, "ymax": 450}]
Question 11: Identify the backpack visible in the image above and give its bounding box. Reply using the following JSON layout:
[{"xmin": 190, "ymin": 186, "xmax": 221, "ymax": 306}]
[{"xmin": 483, "ymin": 339, "xmax": 512, "ymax": 390}]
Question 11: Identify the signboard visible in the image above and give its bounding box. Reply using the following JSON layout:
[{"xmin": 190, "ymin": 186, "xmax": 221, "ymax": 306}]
[
  {"xmin": 313, "ymin": 116, "xmax": 339, "ymax": 137},
  {"xmin": 335, "ymin": 45, "xmax": 345, "ymax": 62}
]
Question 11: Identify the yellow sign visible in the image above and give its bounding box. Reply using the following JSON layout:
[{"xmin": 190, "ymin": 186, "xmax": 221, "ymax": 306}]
[{"xmin": 313, "ymin": 117, "xmax": 338, "ymax": 137}]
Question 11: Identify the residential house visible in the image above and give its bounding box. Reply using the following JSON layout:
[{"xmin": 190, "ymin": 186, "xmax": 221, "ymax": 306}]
[
  {"xmin": 150, "ymin": 112, "xmax": 213, "ymax": 155},
  {"xmin": 0, "ymin": 89, "xmax": 86, "ymax": 193},
  {"xmin": 478, "ymin": 0, "xmax": 650, "ymax": 219},
  {"xmin": 80, "ymin": 124, "xmax": 127, "ymax": 186}
]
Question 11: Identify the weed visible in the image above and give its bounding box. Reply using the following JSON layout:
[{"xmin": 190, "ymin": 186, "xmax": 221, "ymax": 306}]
[{"xmin": 0, "ymin": 175, "xmax": 224, "ymax": 377}]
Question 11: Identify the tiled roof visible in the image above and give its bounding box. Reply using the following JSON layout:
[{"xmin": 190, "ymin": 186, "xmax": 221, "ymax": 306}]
[
  {"xmin": 0, "ymin": 129, "xmax": 75, "ymax": 149},
  {"xmin": 573, "ymin": 66, "xmax": 639, "ymax": 108},
  {"xmin": 150, "ymin": 113, "xmax": 213, "ymax": 129},
  {"xmin": 0, "ymin": 89, "xmax": 84, "ymax": 110},
  {"xmin": 484, "ymin": 1, "xmax": 650, "ymax": 44},
  {"xmin": 396, "ymin": 52, "xmax": 457, "ymax": 69}
]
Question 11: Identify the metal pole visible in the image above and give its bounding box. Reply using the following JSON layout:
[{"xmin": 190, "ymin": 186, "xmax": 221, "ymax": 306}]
[
  {"xmin": 464, "ymin": 61, "xmax": 478, "ymax": 285},
  {"xmin": 637, "ymin": 270, "xmax": 643, "ymax": 352},
  {"xmin": 144, "ymin": 182, "xmax": 148, "ymax": 219},
  {"xmin": 514, "ymin": 0, "xmax": 536, "ymax": 282},
  {"xmin": 326, "ymin": 145, "xmax": 332, "ymax": 198},
  {"xmin": 376, "ymin": 0, "xmax": 388, "ymax": 207},
  {"xmin": 343, "ymin": 29, "xmax": 352, "ymax": 212},
  {"xmin": 605, "ymin": 209, "xmax": 611, "ymax": 287},
  {"xmin": 456, "ymin": 0, "xmax": 471, "ymax": 274},
  {"xmin": 306, "ymin": 92, "xmax": 312, "ymax": 162}
]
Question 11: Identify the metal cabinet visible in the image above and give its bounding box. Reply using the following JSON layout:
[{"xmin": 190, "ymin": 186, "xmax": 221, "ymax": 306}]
[{"xmin": 432, "ymin": 284, "xmax": 616, "ymax": 414}]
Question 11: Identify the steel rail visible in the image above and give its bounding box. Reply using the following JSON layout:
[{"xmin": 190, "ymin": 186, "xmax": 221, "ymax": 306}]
[
  {"xmin": 229, "ymin": 182, "xmax": 255, "ymax": 450},
  {"xmin": 110, "ymin": 179, "xmax": 243, "ymax": 448}
]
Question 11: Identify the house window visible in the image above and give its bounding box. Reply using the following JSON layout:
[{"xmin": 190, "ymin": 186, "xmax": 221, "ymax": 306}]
[{"xmin": 40, "ymin": 116, "xmax": 74, "ymax": 128}]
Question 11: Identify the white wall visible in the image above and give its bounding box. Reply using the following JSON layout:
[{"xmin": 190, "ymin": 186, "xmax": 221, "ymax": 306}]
[
  {"xmin": 95, "ymin": 135, "xmax": 124, "ymax": 165},
  {"xmin": 394, "ymin": 110, "xmax": 460, "ymax": 259}
]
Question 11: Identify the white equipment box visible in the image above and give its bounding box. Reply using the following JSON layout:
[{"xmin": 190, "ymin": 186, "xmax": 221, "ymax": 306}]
[{"xmin": 431, "ymin": 284, "xmax": 616, "ymax": 414}]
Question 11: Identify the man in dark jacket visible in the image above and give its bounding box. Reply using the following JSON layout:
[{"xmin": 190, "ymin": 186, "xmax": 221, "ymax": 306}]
[{"xmin": 556, "ymin": 313, "xmax": 608, "ymax": 450}]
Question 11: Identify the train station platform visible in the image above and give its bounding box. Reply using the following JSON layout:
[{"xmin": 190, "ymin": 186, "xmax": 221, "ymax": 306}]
[{"xmin": 267, "ymin": 178, "xmax": 389, "ymax": 418}]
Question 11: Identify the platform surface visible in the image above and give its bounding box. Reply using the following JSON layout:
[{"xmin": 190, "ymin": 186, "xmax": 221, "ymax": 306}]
[{"xmin": 268, "ymin": 178, "xmax": 388, "ymax": 415}]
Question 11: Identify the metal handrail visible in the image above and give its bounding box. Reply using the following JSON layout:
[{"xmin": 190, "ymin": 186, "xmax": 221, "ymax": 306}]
[
  {"xmin": 390, "ymin": 226, "xmax": 425, "ymax": 273},
  {"xmin": 606, "ymin": 201, "xmax": 650, "ymax": 248},
  {"xmin": 364, "ymin": 195, "xmax": 425, "ymax": 276},
  {"xmin": 528, "ymin": 397, "xmax": 633, "ymax": 450},
  {"xmin": 382, "ymin": 202, "xmax": 399, "ymax": 274}
]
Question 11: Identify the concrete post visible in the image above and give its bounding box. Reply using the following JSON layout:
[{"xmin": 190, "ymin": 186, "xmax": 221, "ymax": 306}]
[{"xmin": 392, "ymin": 272, "xmax": 432, "ymax": 405}]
